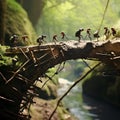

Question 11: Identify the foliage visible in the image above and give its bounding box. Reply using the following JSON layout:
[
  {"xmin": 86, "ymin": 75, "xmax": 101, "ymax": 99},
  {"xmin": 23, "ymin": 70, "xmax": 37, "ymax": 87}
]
[
  {"xmin": 16, "ymin": 0, "xmax": 47, "ymax": 26},
  {"xmin": 46, "ymin": 67, "xmax": 59, "ymax": 85},
  {"xmin": 0, "ymin": 46, "xmax": 13, "ymax": 66},
  {"xmin": 36, "ymin": 0, "xmax": 119, "ymax": 41}
]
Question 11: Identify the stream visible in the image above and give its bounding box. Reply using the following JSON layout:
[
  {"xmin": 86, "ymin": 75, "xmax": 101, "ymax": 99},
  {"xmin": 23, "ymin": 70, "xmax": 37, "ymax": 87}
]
[{"xmin": 57, "ymin": 78, "xmax": 120, "ymax": 120}]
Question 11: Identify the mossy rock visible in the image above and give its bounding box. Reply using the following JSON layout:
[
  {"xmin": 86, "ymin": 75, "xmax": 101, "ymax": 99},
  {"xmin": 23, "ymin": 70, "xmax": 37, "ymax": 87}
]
[
  {"xmin": 82, "ymin": 63, "xmax": 120, "ymax": 106},
  {"xmin": 5, "ymin": 0, "xmax": 36, "ymax": 46}
]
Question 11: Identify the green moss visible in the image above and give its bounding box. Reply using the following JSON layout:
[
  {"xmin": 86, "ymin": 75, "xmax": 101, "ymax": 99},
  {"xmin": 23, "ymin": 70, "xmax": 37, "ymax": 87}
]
[
  {"xmin": 82, "ymin": 63, "xmax": 120, "ymax": 106},
  {"xmin": 5, "ymin": 0, "xmax": 37, "ymax": 46},
  {"xmin": 0, "ymin": 46, "xmax": 21, "ymax": 67},
  {"xmin": 0, "ymin": 45, "xmax": 9, "ymax": 54},
  {"xmin": 57, "ymin": 105, "xmax": 73, "ymax": 120},
  {"xmin": 7, "ymin": 0, "xmax": 25, "ymax": 14},
  {"xmin": 0, "ymin": 46, "xmax": 13, "ymax": 66},
  {"xmin": 46, "ymin": 67, "xmax": 59, "ymax": 85}
]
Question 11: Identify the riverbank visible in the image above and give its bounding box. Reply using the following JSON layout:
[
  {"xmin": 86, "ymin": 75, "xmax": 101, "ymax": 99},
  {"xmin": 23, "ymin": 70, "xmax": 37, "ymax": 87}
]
[
  {"xmin": 30, "ymin": 97, "xmax": 75, "ymax": 120},
  {"xmin": 82, "ymin": 64, "xmax": 120, "ymax": 107},
  {"xmin": 58, "ymin": 77, "xmax": 120, "ymax": 120},
  {"xmin": 29, "ymin": 79, "xmax": 76, "ymax": 120}
]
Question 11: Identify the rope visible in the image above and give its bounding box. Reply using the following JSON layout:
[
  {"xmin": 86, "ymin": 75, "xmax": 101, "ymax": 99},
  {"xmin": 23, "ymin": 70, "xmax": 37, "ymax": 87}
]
[
  {"xmin": 41, "ymin": 61, "xmax": 66, "ymax": 88},
  {"xmin": 98, "ymin": 0, "xmax": 110, "ymax": 33}
]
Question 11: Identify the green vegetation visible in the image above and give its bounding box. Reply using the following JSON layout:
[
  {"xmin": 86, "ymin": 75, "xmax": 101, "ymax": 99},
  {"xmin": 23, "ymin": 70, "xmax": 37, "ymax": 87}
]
[
  {"xmin": 59, "ymin": 60, "xmax": 86, "ymax": 81},
  {"xmin": 5, "ymin": 0, "xmax": 36, "ymax": 46},
  {"xmin": 36, "ymin": 0, "xmax": 120, "ymax": 41},
  {"xmin": 82, "ymin": 63, "xmax": 120, "ymax": 106},
  {"xmin": 0, "ymin": 46, "xmax": 13, "ymax": 66}
]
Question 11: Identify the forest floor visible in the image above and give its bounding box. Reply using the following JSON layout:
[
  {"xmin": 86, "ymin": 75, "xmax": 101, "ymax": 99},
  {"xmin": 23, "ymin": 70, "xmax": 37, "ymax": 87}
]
[{"xmin": 30, "ymin": 97, "xmax": 76, "ymax": 120}]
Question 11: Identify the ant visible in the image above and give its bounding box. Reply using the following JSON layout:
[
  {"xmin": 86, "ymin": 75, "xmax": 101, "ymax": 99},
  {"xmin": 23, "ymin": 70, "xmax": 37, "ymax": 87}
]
[
  {"xmin": 22, "ymin": 35, "xmax": 29, "ymax": 44},
  {"xmin": 36, "ymin": 35, "xmax": 46, "ymax": 45},
  {"xmin": 53, "ymin": 34, "xmax": 58, "ymax": 44},
  {"xmin": 111, "ymin": 28, "xmax": 116, "ymax": 36},
  {"xmin": 93, "ymin": 30, "xmax": 100, "ymax": 41},
  {"xmin": 104, "ymin": 27, "xmax": 110, "ymax": 40},
  {"xmin": 86, "ymin": 28, "xmax": 92, "ymax": 40},
  {"xmin": 61, "ymin": 32, "xmax": 69, "ymax": 40},
  {"xmin": 75, "ymin": 28, "xmax": 84, "ymax": 42},
  {"xmin": 10, "ymin": 34, "xmax": 19, "ymax": 47}
]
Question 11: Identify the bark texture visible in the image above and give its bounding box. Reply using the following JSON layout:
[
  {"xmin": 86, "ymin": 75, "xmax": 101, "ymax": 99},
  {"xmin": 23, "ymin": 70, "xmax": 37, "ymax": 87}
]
[{"xmin": 0, "ymin": 0, "xmax": 6, "ymax": 45}]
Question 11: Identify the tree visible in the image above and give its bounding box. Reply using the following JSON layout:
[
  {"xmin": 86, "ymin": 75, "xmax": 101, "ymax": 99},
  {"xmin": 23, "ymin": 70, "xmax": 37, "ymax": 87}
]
[
  {"xmin": 17, "ymin": 0, "xmax": 46, "ymax": 26},
  {"xmin": 0, "ymin": 0, "xmax": 6, "ymax": 45}
]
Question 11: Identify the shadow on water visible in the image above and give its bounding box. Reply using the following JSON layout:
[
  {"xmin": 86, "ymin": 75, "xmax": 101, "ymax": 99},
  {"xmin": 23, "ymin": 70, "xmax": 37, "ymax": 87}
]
[
  {"xmin": 82, "ymin": 94, "xmax": 120, "ymax": 120},
  {"xmin": 57, "ymin": 78, "xmax": 120, "ymax": 120}
]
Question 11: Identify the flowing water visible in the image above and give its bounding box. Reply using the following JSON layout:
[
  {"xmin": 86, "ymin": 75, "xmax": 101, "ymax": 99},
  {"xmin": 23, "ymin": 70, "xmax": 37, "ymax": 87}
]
[{"xmin": 57, "ymin": 78, "xmax": 120, "ymax": 120}]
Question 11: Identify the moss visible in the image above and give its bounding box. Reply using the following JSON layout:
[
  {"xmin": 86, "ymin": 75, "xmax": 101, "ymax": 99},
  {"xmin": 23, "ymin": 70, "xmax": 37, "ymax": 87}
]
[
  {"xmin": 5, "ymin": 0, "xmax": 37, "ymax": 46},
  {"xmin": 82, "ymin": 63, "xmax": 120, "ymax": 106},
  {"xmin": 0, "ymin": 46, "xmax": 13, "ymax": 66},
  {"xmin": 35, "ymin": 68, "xmax": 59, "ymax": 99},
  {"xmin": 57, "ymin": 105, "xmax": 74, "ymax": 120},
  {"xmin": 82, "ymin": 64, "xmax": 113, "ymax": 97}
]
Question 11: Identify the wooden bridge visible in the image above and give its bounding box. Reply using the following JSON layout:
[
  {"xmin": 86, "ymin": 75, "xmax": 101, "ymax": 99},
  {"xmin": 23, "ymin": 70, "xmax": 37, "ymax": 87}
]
[
  {"xmin": 1, "ymin": 39, "xmax": 120, "ymax": 119},
  {"xmin": 5, "ymin": 39, "xmax": 120, "ymax": 73}
]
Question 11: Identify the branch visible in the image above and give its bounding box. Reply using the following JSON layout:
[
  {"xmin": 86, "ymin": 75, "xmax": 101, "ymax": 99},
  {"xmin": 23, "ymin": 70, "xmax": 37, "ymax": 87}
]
[{"xmin": 4, "ymin": 39, "xmax": 120, "ymax": 86}]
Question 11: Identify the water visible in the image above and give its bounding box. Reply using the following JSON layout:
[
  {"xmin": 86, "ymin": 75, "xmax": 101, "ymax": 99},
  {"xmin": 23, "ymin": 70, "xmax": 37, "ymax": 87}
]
[{"xmin": 57, "ymin": 78, "xmax": 120, "ymax": 120}]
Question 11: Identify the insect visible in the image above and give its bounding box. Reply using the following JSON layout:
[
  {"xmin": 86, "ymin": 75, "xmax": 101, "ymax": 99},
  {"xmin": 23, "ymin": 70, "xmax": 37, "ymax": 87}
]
[
  {"xmin": 22, "ymin": 35, "xmax": 29, "ymax": 43},
  {"xmin": 36, "ymin": 35, "xmax": 46, "ymax": 45},
  {"xmin": 93, "ymin": 30, "xmax": 100, "ymax": 41},
  {"xmin": 10, "ymin": 34, "xmax": 19, "ymax": 47},
  {"xmin": 111, "ymin": 28, "xmax": 116, "ymax": 36},
  {"xmin": 75, "ymin": 28, "xmax": 84, "ymax": 42},
  {"xmin": 52, "ymin": 34, "xmax": 58, "ymax": 44},
  {"xmin": 104, "ymin": 27, "xmax": 110, "ymax": 40},
  {"xmin": 61, "ymin": 32, "xmax": 69, "ymax": 40},
  {"xmin": 86, "ymin": 28, "xmax": 92, "ymax": 40}
]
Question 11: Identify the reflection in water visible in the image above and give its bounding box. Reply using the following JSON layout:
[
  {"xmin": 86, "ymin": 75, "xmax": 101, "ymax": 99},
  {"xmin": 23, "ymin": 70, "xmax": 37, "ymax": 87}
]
[{"xmin": 57, "ymin": 78, "xmax": 120, "ymax": 120}]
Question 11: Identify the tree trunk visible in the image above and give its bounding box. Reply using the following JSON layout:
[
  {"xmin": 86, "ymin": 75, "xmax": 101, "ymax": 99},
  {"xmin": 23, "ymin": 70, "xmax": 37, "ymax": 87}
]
[
  {"xmin": 0, "ymin": 0, "xmax": 6, "ymax": 45},
  {"xmin": 6, "ymin": 39, "xmax": 120, "ymax": 72},
  {"xmin": 16, "ymin": 0, "xmax": 45, "ymax": 26}
]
